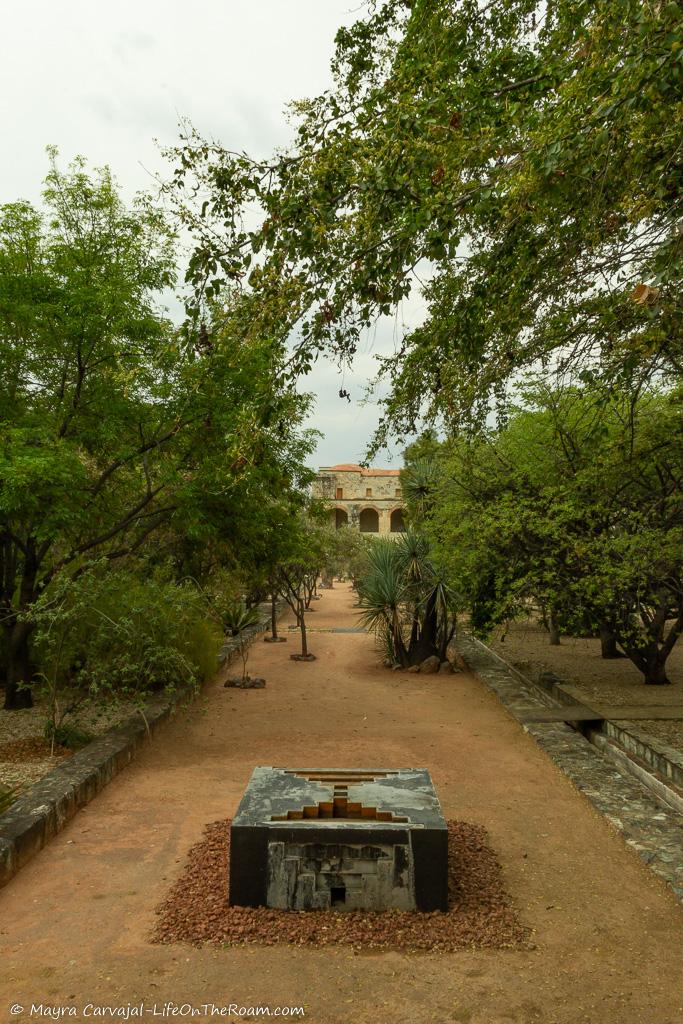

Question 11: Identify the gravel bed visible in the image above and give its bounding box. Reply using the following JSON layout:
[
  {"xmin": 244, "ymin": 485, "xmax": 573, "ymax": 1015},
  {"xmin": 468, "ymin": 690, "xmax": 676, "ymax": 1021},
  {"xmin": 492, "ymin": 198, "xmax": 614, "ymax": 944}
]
[
  {"xmin": 153, "ymin": 819, "xmax": 530, "ymax": 952},
  {"xmin": 0, "ymin": 699, "xmax": 137, "ymax": 798}
]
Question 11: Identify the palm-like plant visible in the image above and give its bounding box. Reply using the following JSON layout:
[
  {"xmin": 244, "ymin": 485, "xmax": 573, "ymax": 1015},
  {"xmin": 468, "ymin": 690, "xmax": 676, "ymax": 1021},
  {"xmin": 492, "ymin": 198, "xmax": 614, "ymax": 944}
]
[
  {"xmin": 356, "ymin": 539, "xmax": 408, "ymax": 663},
  {"xmin": 356, "ymin": 530, "xmax": 459, "ymax": 667},
  {"xmin": 400, "ymin": 459, "xmax": 438, "ymax": 523},
  {"xmin": 220, "ymin": 601, "xmax": 261, "ymax": 682}
]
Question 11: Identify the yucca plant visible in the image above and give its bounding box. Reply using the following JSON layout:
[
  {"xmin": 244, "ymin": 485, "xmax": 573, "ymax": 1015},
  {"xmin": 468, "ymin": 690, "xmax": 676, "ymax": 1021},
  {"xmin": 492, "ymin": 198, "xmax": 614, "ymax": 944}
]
[
  {"xmin": 356, "ymin": 539, "xmax": 408, "ymax": 664},
  {"xmin": 356, "ymin": 531, "xmax": 458, "ymax": 667},
  {"xmin": 400, "ymin": 459, "xmax": 438, "ymax": 523}
]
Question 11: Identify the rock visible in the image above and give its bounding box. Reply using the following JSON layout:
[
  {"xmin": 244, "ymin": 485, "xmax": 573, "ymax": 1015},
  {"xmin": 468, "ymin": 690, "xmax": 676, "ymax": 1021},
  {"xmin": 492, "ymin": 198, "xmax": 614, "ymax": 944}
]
[
  {"xmin": 407, "ymin": 665, "xmax": 420, "ymax": 674},
  {"xmin": 224, "ymin": 676, "xmax": 266, "ymax": 689},
  {"xmin": 439, "ymin": 660, "xmax": 453, "ymax": 674},
  {"xmin": 420, "ymin": 655, "xmax": 441, "ymax": 674}
]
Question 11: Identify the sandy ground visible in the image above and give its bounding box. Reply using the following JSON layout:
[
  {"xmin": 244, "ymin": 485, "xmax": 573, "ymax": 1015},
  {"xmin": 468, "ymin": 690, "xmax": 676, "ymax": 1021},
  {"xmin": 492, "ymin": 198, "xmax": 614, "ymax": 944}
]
[
  {"xmin": 1, "ymin": 584, "xmax": 682, "ymax": 1024},
  {"xmin": 490, "ymin": 620, "xmax": 683, "ymax": 750}
]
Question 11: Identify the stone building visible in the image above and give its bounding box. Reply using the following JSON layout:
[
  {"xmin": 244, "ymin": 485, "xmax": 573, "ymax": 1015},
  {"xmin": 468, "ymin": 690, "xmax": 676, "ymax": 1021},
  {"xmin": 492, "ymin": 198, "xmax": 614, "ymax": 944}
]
[{"xmin": 312, "ymin": 463, "xmax": 405, "ymax": 535}]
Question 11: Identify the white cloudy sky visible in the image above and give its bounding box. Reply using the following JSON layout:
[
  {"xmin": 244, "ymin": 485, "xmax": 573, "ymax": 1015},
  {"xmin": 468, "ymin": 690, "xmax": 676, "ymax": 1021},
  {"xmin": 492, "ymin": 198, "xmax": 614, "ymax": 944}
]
[{"xmin": 0, "ymin": 0, "xmax": 422, "ymax": 469}]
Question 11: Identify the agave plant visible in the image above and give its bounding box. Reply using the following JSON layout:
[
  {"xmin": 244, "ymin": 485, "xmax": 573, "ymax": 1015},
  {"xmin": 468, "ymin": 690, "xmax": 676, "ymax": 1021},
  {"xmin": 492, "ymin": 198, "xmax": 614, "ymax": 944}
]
[{"xmin": 356, "ymin": 530, "xmax": 459, "ymax": 667}]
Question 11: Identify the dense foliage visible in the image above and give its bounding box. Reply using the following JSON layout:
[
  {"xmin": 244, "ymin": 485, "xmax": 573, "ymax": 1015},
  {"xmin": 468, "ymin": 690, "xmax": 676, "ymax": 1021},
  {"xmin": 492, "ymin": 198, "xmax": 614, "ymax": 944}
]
[
  {"xmin": 0, "ymin": 155, "xmax": 317, "ymax": 711},
  {"xmin": 417, "ymin": 384, "xmax": 683, "ymax": 684},
  {"xmin": 169, "ymin": 0, "xmax": 682, "ymax": 449}
]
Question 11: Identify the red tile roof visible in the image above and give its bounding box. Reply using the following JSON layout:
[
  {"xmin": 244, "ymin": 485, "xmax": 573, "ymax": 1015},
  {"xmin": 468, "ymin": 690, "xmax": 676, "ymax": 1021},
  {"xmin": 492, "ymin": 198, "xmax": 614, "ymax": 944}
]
[{"xmin": 327, "ymin": 463, "xmax": 401, "ymax": 476}]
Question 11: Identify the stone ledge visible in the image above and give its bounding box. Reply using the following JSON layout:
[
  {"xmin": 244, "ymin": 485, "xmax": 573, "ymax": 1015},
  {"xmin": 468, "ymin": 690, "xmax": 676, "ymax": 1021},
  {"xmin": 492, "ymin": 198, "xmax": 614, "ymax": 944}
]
[
  {"xmin": 523, "ymin": 664, "xmax": 683, "ymax": 792},
  {"xmin": 0, "ymin": 694, "xmax": 170, "ymax": 887},
  {"xmin": 0, "ymin": 599, "xmax": 280, "ymax": 889},
  {"xmin": 456, "ymin": 634, "xmax": 683, "ymax": 902}
]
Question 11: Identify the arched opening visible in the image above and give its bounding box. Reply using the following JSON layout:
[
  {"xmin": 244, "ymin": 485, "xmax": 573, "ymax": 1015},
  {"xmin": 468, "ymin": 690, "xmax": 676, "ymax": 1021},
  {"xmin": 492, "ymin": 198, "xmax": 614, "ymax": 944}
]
[
  {"xmin": 335, "ymin": 508, "xmax": 348, "ymax": 530},
  {"xmin": 359, "ymin": 507, "xmax": 379, "ymax": 533},
  {"xmin": 390, "ymin": 508, "xmax": 406, "ymax": 533}
]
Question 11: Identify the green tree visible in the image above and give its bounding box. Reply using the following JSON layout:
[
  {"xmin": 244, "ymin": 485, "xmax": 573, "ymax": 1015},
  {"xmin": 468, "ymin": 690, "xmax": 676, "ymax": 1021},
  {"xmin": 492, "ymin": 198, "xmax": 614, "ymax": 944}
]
[
  {"xmin": 428, "ymin": 384, "xmax": 683, "ymax": 684},
  {"xmin": 168, "ymin": 0, "xmax": 682, "ymax": 445},
  {"xmin": 0, "ymin": 155, "xmax": 317, "ymax": 709},
  {"xmin": 0, "ymin": 154, "xmax": 178, "ymax": 708}
]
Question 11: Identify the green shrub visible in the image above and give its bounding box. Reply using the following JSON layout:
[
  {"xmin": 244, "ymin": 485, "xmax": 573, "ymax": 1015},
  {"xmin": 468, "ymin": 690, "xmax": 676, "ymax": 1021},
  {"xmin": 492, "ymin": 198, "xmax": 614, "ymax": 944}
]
[
  {"xmin": 26, "ymin": 563, "xmax": 224, "ymax": 736},
  {"xmin": 44, "ymin": 721, "xmax": 94, "ymax": 750},
  {"xmin": 0, "ymin": 784, "xmax": 19, "ymax": 814}
]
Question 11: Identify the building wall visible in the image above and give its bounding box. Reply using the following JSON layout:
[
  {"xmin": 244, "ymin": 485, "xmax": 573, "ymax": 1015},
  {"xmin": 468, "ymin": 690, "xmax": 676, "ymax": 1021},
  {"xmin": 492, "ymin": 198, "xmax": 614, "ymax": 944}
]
[{"xmin": 311, "ymin": 464, "xmax": 405, "ymax": 535}]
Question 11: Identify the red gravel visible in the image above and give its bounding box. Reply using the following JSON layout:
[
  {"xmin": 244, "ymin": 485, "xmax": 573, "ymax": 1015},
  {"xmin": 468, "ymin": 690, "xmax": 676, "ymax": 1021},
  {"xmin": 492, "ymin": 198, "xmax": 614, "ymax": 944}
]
[{"xmin": 152, "ymin": 819, "xmax": 530, "ymax": 952}]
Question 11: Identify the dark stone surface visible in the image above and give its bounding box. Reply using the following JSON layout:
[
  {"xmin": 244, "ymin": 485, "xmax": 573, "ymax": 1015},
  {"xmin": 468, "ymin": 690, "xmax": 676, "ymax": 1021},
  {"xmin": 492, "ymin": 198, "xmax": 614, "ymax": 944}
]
[
  {"xmin": 455, "ymin": 633, "xmax": 683, "ymax": 901},
  {"xmin": 229, "ymin": 767, "xmax": 449, "ymax": 912},
  {"xmin": 0, "ymin": 696, "xmax": 171, "ymax": 887}
]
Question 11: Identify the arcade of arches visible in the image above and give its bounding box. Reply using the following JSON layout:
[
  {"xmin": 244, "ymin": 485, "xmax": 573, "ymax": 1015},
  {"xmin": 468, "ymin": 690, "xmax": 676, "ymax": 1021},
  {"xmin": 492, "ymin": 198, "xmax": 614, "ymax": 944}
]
[{"xmin": 313, "ymin": 463, "xmax": 407, "ymax": 537}]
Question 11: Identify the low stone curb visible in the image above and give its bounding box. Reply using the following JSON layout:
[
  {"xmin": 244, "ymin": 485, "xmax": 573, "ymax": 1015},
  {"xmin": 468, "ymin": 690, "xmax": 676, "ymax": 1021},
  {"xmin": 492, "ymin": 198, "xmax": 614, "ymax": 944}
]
[
  {"xmin": 531, "ymin": 667, "xmax": 683, "ymax": 792},
  {"xmin": 456, "ymin": 634, "xmax": 683, "ymax": 902},
  {"xmin": 0, "ymin": 600, "xmax": 281, "ymax": 889},
  {"xmin": 0, "ymin": 695, "xmax": 171, "ymax": 887}
]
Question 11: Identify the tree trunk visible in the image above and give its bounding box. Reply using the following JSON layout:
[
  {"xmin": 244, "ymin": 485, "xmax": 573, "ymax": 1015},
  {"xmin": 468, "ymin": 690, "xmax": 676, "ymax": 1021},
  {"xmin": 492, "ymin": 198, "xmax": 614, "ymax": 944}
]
[
  {"xmin": 298, "ymin": 599, "xmax": 308, "ymax": 658},
  {"xmin": 548, "ymin": 609, "xmax": 561, "ymax": 646},
  {"xmin": 643, "ymin": 647, "xmax": 671, "ymax": 685},
  {"xmin": 407, "ymin": 591, "xmax": 439, "ymax": 664},
  {"xmin": 271, "ymin": 592, "xmax": 279, "ymax": 640},
  {"xmin": 599, "ymin": 625, "xmax": 620, "ymax": 659},
  {"xmin": 3, "ymin": 621, "xmax": 34, "ymax": 710}
]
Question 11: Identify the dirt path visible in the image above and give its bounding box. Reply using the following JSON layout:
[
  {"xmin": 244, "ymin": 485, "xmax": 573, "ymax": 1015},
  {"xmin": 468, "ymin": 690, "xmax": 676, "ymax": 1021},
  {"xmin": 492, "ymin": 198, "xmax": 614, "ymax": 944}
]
[{"xmin": 1, "ymin": 584, "xmax": 682, "ymax": 1024}]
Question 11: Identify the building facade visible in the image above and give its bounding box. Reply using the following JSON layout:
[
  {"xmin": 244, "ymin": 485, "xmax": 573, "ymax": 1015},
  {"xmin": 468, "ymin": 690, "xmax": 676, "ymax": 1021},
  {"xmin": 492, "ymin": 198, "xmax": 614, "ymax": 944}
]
[{"xmin": 312, "ymin": 464, "xmax": 405, "ymax": 535}]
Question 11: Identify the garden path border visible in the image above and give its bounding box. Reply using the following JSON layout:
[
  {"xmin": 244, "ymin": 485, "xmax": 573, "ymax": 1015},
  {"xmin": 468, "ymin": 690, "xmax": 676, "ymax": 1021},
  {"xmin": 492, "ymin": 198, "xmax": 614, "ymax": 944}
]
[
  {"xmin": 0, "ymin": 600, "xmax": 282, "ymax": 889},
  {"xmin": 455, "ymin": 634, "xmax": 683, "ymax": 901}
]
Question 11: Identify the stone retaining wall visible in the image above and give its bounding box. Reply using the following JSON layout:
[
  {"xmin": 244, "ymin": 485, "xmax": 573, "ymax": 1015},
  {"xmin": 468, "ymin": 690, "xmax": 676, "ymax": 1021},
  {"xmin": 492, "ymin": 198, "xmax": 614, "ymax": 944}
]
[
  {"xmin": 456, "ymin": 634, "xmax": 683, "ymax": 901},
  {"xmin": 0, "ymin": 600, "xmax": 281, "ymax": 889}
]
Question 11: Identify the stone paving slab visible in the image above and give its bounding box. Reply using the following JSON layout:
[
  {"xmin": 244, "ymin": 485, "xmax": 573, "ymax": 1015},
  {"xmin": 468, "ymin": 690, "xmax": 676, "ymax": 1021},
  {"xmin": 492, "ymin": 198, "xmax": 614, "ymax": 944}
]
[{"xmin": 456, "ymin": 634, "xmax": 683, "ymax": 901}]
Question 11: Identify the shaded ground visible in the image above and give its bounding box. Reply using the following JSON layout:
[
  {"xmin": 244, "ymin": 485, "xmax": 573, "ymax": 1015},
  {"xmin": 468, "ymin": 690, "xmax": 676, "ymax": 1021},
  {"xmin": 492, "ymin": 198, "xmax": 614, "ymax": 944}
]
[
  {"xmin": 490, "ymin": 619, "xmax": 683, "ymax": 750},
  {"xmin": 1, "ymin": 584, "xmax": 682, "ymax": 1024}
]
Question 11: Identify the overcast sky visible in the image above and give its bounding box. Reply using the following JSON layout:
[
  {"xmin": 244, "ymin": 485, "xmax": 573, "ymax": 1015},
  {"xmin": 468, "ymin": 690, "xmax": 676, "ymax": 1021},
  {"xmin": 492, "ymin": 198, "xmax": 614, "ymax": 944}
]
[{"xmin": 0, "ymin": 0, "xmax": 419, "ymax": 469}]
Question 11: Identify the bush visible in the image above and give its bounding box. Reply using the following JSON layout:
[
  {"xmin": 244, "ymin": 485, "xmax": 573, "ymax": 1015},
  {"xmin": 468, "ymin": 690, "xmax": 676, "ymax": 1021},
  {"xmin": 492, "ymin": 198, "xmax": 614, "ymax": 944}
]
[{"xmin": 26, "ymin": 563, "xmax": 224, "ymax": 734}]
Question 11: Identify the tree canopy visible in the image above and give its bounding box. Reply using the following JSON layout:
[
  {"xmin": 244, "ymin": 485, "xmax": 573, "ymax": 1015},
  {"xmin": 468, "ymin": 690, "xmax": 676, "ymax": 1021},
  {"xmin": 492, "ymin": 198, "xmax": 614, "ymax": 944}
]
[
  {"xmin": 420, "ymin": 383, "xmax": 683, "ymax": 684},
  {"xmin": 168, "ymin": 0, "xmax": 682, "ymax": 448},
  {"xmin": 0, "ymin": 155, "xmax": 317, "ymax": 708}
]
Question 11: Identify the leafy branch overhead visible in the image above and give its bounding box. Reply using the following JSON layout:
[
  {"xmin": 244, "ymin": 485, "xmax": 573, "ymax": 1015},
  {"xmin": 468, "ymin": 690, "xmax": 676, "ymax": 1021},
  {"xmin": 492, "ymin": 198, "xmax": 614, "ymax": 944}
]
[{"xmin": 167, "ymin": 0, "xmax": 682, "ymax": 446}]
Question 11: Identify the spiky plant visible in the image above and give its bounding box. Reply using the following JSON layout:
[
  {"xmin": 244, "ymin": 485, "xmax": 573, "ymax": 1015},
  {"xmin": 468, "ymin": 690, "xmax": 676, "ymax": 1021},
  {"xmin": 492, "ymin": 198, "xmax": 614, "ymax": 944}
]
[
  {"xmin": 356, "ymin": 539, "xmax": 408, "ymax": 664},
  {"xmin": 221, "ymin": 601, "xmax": 261, "ymax": 682},
  {"xmin": 356, "ymin": 532, "xmax": 459, "ymax": 667},
  {"xmin": 400, "ymin": 459, "xmax": 438, "ymax": 523}
]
